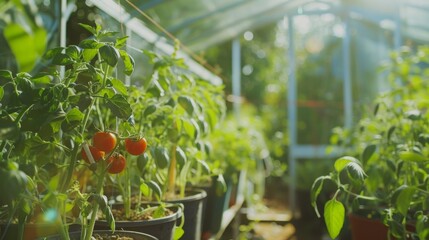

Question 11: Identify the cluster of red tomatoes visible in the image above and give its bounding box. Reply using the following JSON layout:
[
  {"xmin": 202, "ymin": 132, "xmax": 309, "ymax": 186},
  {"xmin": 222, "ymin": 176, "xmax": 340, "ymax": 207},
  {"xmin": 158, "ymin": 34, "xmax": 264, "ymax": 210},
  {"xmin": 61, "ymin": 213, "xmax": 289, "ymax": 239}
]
[{"xmin": 81, "ymin": 132, "xmax": 147, "ymax": 174}]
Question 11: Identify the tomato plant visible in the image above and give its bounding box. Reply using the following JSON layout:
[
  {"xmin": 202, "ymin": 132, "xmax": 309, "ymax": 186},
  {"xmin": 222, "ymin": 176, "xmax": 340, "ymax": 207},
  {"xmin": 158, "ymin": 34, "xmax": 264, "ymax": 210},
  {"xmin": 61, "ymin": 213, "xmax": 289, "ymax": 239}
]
[
  {"xmin": 107, "ymin": 153, "xmax": 126, "ymax": 174},
  {"xmin": 93, "ymin": 132, "xmax": 117, "ymax": 153},
  {"xmin": 81, "ymin": 145, "xmax": 105, "ymax": 163},
  {"xmin": 125, "ymin": 137, "xmax": 147, "ymax": 156}
]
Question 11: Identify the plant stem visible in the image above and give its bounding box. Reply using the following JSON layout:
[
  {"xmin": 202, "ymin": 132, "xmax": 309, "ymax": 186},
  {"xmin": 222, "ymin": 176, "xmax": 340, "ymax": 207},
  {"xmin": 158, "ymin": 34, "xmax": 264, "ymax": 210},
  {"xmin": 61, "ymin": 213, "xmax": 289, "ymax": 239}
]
[
  {"xmin": 84, "ymin": 168, "xmax": 107, "ymax": 240},
  {"xmin": 341, "ymin": 187, "xmax": 381, "ymax": 201},
  {"xmin": 167, "ymin": 143, "xmax": 177, "ymax": 198}
]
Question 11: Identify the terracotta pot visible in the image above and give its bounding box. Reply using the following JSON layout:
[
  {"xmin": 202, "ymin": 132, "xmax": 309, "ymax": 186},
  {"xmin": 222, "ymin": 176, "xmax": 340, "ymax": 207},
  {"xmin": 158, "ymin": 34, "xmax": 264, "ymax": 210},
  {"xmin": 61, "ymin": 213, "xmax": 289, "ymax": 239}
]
[{"xmin": 349, "ymin": 213, "xmax": 389, "ymax": 240}]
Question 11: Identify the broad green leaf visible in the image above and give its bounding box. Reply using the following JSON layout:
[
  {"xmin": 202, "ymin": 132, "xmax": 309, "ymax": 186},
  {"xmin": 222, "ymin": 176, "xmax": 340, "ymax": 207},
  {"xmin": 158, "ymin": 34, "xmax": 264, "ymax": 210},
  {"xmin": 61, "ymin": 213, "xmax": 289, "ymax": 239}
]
[
  {"xmin": 362, "ymin": 145, "xmax": 376, "ymax": 164},
  {"xmin": 324, "ymin": 199, "xmax": 345, "ymax": 239},
  {"xmin": 137, "ymin": 153, "xmax": 150, "ymax": 173},
  {"xmin": 334, "ymin": 156, "xmax": 365, "ymax": 181},
  {"xmin": 311, "ymin": 176, "xmax": 329, "ymax": 218},
  {"xmin": 175, "ymin": 146, "xmax": 187, "ymax": 166},
  {"xmin": 0, "ymin": 87, "xmax": 3, "ymax": 101},
  {"xmin": 65, "ymin": 45, "xmax": 81, "ymax": 60},
  {"xmin": 399, "ymin": 151, "xmax": 429, "ymax": 162},
  {"xmin": 140, "ymin": 182, "xmax": 150, "ymax": 197},
  {"xmin": 82, "ymin": 49, "xmax": 98, "ymax": 62},
  {"xmin": 78, "ymin": 23, "xmax": 96, "ymax": 35},
  {"xmin": 105, "ymin": 94, "xmax": 133, "ymax": 119},
  {"xmin": 146, "ymin": 180, "xmax": 162, "ymax": 200},
  {"xmin": 173, "ymin": 226, "xmax": 184, "ymax": 240},
  {"xmin": 417, "ymin": 215, "xmax": 429, "ymax": 240},
  {"xmin": 115, "ymin": 36, "xmax": 128, "ymax": 48},
  {"xmin": 152, "ymin": 205, "xmax": 166, "ymax": 219},
  {"xmin": 178, "ymin": 96, "xmax": 195, "ymax": 115},
  {"xmin": 119, "ymin": 50, "xmax": 135, "ymax": 76},
  {"xmin": 153, "ymin": 147, "xmax": 170, "ymax": 169},
  {"xmin": 79, "ymin": 39, "xmax": 103, "ymax": 49},
  {"xmin": 392, "ymin": 185, "xmax": 416, "ymax": 216},
  {"xmin": 100, "ymin": 45, "xmax": 120, "ymax": 67},
  {"xmin": 197, "ymin": 160, "xmax": 210, "ymax": 174},
  {"xmin": 144, "ymin": 105, "xmax": 157, "ymax": 117},
  {"xmin": 0, "ymin": 70, "xmax": 13, "ymax": 81},
  {"xmin": 387, "ymin": 126, "xmax": 396, "ymax": 141},
  {"xmin": 110, "ymin": 78, "xmax": 127, "ymax": 95},
  {"xmin": 182, "ymin": 119, "xmax": 195, "ymax": 138},
  {"xmin": 52, "ymin": 53, "xmax": 74, "ymax": 65},
  {"xmin": 4, "ymin": 24, "xmax": 46, "ymax": 72}
]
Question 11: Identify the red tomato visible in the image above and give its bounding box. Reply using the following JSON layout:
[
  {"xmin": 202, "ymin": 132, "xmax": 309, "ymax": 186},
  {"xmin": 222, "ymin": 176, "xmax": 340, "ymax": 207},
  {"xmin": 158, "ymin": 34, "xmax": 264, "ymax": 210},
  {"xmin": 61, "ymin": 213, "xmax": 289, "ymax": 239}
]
[
  {"xmin": 81, "ymin": 146, "xmax": 105, "ymax": 163},
  {"xmin": 107, "ymin": 153, "xmax": 126, "ymax": 174},
  {"xmin": 93, "ymin": 132, "xmax": 117, "ymax": 153},
  {"xmin": 125, "ymin": 137, "xmax": 147, "ymax": 156}
]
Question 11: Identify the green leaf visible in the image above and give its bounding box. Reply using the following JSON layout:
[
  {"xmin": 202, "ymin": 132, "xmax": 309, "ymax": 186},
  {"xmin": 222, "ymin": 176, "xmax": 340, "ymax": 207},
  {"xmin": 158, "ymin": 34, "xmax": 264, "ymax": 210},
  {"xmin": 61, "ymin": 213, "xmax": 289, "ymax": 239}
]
[
  {"xmin": 324, "ymin": 199, "xmax": 345, "ymax": 239},
  {"xmin": 62, "ymin": 108, "xmax": 84, "ymax": 131},
  {"xmin": 0, "ymin": 70, "xmax": 13, "ymax": 81},
  {"xmin": 399, "ymin": 151, "xmax": 429, "ymax": 162},
  {"xmin": 100, "ymin": 45, "xmax": 120, "ymax": 67},
  {"xmin": 153, "ymin": 146, "xmax": 170, "ymax": 169},
  {"xmin": 362, "ymin": 145, "xmax": 376, "ymax": 164},
  {"xmin": 52, "ymin": 53, "xmax": 74, "ymax": 65},
  {"xmin": 79, "ymin": 39, "xmax": 103, "ymax": 49},
  {"xmin": 175, "ymin": 146, "xmax": 187, "ymax": 166},
  {"xmin": 140, "ymin": 182, "xmax": 150, "ymax": 197},
  {"xmin": 173, "ymin": 226, "xmax": 185, "ymax": 240},
  {"xmin": 82, "ymin": 49, "xmax": 98, "ymax": 62},
  {"xmin": 65, "ymin": 45, "xmax": 81, "ymax": 60},
  {"xmin": 0, "ymin": 86, "xmax": 3, "ymax": 101},
  {"xmin": 146, "ymin": 180, "xmax": 162, "ymax": 200},
  {"xmin": 182, "ymin": 119, "xmax": 195, "ymax": 138},
  {"xmin": 4, "ymin": 24, "xmax": 46, "ymax": 72},
  {"xmin": 119, "ymin": 50, "xmax": 135, "ymax": 76},
  {"xmin": 178, "ymin": 96, "xmax": 195, "ymax": 115},
  {"xmin": 334, "ymin": 156, "xmax": 366, "ymax": 180},
  {"xmin": 311, "ymin": 176, "xmax": 329, "ymax": 218},
  {"xmin": 144, "ymin": 105, "xmax": 157, "ymax": 117},
  {"xmin": 387, "ymin": 126, "xmax": 396, "ymax": 141},
  {"xmin": 392, "ymin": 185, "xmax": 416, "ymax": 216},
  {"xmin": 417, "ymin": 214, "xmax": 429, "ymax": 240},
  {"xmin": 111, "ymin": 78, "xmax": 127, "ymax": 95},
  {"xmin": 335, "ymin": 156, "xmax": 359, "ymax": 172},
  {"xmin": 78, "ymin": 23, "xmax": 96, "ymax": 35},
  {"xmin": 105, "ymin": 94, "xmax": 133, "ymax": 119},
  {"xmin": 115, "ymin": 36, "xmax": 128, "ymax": 48}
]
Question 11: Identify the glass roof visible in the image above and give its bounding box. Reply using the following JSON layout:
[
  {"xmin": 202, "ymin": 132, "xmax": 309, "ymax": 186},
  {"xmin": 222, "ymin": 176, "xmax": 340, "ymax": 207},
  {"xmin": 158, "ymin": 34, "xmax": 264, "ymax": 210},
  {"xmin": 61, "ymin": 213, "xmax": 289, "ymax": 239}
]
[{"xmin": 88, "ymin": 0, "xmax": 429, "ymax": 51}]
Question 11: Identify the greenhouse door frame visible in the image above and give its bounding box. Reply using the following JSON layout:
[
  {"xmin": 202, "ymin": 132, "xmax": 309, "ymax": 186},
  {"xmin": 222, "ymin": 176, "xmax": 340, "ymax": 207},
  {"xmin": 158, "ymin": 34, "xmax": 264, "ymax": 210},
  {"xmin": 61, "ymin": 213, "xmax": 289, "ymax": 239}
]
[{"xmin": 286, "ymin": 5, "xmax": 402, "ymax": 213}]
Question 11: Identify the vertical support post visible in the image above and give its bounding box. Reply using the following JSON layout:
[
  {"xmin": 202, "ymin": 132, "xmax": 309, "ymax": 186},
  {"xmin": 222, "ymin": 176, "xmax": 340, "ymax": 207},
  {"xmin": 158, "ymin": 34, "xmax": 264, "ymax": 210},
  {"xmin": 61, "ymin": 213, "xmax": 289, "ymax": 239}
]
[
  {"xmin": 342, "ymin": 14, "xmax": 353, "ymax": 129},
  {"xmin": 59, "ymin": 0, "xmax": 67, "ymax": 78},
  {"xmin": 232, "ymin": 38, "xmax": 241, "ymax": 118},
  {"xmin": 287, "ymin": 15, "xmax": 297, "ymax": 213},
  {"xmin": 393, "ymin": 0, "xmax": 402, "ymax": 49},
  {"xmin": 125, "ymin": 27, "xmax": 132, "ymax": 86}
]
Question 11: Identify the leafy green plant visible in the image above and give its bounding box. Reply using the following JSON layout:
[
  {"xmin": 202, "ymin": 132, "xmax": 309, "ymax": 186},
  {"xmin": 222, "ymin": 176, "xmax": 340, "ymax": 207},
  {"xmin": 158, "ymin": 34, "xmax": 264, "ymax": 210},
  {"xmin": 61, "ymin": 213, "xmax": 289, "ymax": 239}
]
[
  {"xmin": 125, "ymin": 48, "xmax": 226, "ymax": 201},
  {"xmin": 0, "ymin": 23, "xmax": 138, "ymax": 240},
  {"xmin": 311, "ymin": 46, "xmax": 429, "ymax": 239}
]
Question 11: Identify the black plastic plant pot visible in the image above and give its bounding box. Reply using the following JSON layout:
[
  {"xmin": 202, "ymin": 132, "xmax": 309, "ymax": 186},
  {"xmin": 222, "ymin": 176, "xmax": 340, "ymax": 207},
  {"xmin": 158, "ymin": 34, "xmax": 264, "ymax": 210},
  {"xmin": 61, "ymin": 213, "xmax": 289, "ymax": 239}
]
[
  {"xmin": 202, "ymin": 177, "xmax": 233, "ymax": 236},
  {"xmin": 95, "ymin": 205, "xmax": 181, "ymax": 240},
  {"xmin": 40, "ymin": 230, "xmax": 158, "ymax": 240},
  {"xmin": 166, "ymin": 189, "xmax": 207, "ymax": 240}
]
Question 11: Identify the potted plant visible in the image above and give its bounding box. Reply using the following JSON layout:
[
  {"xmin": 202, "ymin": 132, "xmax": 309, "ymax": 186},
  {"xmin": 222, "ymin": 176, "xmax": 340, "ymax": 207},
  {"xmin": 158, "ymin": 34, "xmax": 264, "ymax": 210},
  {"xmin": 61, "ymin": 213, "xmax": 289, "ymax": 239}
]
[
  {"xmin": 201, "ymin": 106, "xmax": 270, "ymax": 238},
  {"xmin": 120, "ymin": 47, "xmax": 226, "ymax": 240},
  {"xmin": 0, "ymin": 22, "xmax": 168, "ymax": 240},
  {"xmin": 311, "ymin": 46, "xmax": 429, "ymax": 240}
]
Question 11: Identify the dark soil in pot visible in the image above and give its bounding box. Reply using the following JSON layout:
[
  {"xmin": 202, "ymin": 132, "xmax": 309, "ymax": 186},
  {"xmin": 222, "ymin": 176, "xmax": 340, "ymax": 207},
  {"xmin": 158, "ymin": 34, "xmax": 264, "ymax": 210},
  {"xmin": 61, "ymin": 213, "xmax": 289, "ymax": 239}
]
[{"xmin": 95, "ymin": 204, "xmax": 181, "ymax": 240}]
